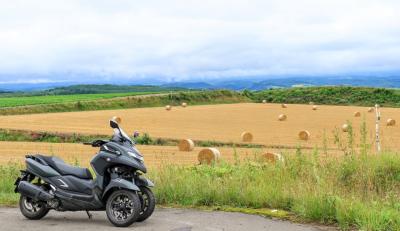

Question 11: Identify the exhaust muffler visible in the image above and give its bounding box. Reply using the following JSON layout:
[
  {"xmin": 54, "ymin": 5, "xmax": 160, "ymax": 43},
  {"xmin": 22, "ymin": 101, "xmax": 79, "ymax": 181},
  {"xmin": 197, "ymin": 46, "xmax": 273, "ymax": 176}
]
[{"xmin": 17, "ymin": 181, "xmax": 54, "ymax": 201}]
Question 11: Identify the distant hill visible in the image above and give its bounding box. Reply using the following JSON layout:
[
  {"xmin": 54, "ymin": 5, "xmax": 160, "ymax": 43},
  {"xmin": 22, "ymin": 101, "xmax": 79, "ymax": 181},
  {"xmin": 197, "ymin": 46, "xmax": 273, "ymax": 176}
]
[
  {"xmin": 161, "ymin": 82, "xmax": 214, "ymax": 89},
  {"xmin": 42, "ymin": 84, "xmax": 186, "ymax": 95},
  {"xmin": 0, "ymin": 84, "xmax": 188, "ymax": 97},
  {"xmin": 250, "ymin": 86, "xmax": 400, "ymax": 107}
]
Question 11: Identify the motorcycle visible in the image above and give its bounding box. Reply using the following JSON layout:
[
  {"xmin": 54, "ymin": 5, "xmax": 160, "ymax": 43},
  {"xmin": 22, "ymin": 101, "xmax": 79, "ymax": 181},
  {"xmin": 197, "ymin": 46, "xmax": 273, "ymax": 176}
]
[{"xmin": 14, "ymin": 116, "xmax": 155, "ymax": 227}]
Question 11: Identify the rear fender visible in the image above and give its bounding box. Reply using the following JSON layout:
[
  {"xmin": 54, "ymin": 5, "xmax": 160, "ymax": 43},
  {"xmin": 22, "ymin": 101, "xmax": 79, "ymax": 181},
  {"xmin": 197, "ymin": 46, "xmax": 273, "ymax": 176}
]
[{"xmin": 102, "ymin": 178, "xmax": 140, "ymax": 200}]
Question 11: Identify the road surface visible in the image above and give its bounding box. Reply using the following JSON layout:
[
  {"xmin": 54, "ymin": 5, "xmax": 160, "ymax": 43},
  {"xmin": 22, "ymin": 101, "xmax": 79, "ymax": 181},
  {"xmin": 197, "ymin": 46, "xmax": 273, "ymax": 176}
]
[{"xmin": 0, "ymin": 207, "xmax": 335, "ymax": 231}]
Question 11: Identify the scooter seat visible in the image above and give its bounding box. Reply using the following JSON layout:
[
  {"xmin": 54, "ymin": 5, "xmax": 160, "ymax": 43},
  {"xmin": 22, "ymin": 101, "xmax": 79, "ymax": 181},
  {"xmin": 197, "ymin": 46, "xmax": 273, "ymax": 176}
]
[{"xmin": 36, "ymin": 155, "xmax": 93, "ymax": 179}]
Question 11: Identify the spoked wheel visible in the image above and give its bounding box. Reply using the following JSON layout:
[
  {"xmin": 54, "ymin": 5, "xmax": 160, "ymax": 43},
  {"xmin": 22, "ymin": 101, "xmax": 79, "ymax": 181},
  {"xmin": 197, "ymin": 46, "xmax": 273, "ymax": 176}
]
[
  {"xmin": 19, "ymin": 195, "xmax": 49, "ymax": 220},
  {"xmin": 137, "ymin": 187, "xmax": 155, "ymax": 222},
  {"xmin": 106, "ymin": 190, "xmax": 141, "ymax": 227}
]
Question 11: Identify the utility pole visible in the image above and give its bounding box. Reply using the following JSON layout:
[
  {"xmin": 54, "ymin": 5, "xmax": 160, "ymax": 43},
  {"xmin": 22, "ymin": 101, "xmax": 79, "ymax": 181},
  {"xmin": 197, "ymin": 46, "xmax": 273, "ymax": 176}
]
[{"xmin": 375, "ymin": 104, "xmax": 381, "ymax": 153}]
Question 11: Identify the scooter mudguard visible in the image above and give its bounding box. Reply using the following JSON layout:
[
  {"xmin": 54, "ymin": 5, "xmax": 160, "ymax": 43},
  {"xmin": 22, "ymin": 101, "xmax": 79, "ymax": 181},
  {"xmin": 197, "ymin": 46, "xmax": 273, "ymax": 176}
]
[
  {"xmin": 135, "ymin": 177, "xmax": 155, "ymax": 187},
  {"xmin": 102, "ymin": 178, "xmax": 140, "ymax": 199}
]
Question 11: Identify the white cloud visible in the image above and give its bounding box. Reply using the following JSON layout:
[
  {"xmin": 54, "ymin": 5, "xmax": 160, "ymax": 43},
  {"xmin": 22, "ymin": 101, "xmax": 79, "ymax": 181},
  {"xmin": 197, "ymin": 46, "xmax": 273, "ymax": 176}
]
[{"xmin": 0, "ymin": 0, "xmax": 399, "ymax": 83}]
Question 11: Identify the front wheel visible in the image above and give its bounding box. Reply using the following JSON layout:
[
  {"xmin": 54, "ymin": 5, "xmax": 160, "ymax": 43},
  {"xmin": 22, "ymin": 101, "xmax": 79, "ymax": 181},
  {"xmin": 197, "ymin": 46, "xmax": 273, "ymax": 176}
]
[
  {"xmin": 19, "ymin": 195, "xmax": 49, "ymax": 220},
  {"xmin": 137, "ymin": 187, "xmax": 156, "ymax": 222},
  {"xmin": 106, "ymin": 190, "xmax": 141, "ymax": 227}
]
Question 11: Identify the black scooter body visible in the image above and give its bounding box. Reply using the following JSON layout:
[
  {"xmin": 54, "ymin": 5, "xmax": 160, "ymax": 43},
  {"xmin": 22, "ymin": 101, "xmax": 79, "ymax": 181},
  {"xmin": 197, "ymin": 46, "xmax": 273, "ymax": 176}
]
[{"xmin": 15, "ymin": 119, "xmax": 154, "ymax": 213}]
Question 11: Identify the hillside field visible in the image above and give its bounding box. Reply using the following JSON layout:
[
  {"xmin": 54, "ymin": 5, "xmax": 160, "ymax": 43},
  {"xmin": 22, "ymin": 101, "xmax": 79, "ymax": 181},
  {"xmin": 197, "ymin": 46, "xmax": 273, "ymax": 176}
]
[
  {"xmin": 0, "ymin": 103, "xmax": 398, "ymax": 151},
  {"xmin": 0, "ymin": 91, "xmax": 162, "ymax": 108}
]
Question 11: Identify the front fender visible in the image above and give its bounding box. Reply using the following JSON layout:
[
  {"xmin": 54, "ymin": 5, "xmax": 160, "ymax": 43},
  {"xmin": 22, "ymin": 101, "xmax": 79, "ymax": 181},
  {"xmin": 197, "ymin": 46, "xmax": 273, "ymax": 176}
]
[
  {"xmin": 135, "ymin": 177, "xmax": 154, "ymax": 187},
  {"xmin": 102, "ymin": 178, "xmax": 140, "ymax": 199}
]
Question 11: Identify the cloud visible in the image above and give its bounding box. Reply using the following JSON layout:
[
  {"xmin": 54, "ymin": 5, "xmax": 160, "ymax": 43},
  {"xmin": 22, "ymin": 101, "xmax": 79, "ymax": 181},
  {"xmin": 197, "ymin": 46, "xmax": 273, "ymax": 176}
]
[{"xmin": 0, "ymin": 0, "xmax": 399, "ymax": 83}]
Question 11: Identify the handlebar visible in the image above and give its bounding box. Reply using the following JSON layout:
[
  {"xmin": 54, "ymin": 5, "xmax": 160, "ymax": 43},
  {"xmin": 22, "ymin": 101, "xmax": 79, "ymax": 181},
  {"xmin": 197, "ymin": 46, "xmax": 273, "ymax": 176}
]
[{"xmin": 82, "ymin": 140, "xmax": 108, "ymax": 147}]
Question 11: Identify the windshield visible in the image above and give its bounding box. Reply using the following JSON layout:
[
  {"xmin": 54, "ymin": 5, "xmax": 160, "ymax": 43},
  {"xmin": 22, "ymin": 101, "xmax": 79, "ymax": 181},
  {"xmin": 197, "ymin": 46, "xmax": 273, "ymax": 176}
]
[{"xmin": 112, "ymin": 127, "xmax": 133, "ymax": 145}]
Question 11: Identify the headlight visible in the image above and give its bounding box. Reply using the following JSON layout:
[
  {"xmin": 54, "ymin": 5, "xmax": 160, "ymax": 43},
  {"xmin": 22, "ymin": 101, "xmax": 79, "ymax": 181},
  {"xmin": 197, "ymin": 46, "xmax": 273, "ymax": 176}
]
[{"xmin": 127, "ymin": 151, "xmax": 144, "ymax": 162}]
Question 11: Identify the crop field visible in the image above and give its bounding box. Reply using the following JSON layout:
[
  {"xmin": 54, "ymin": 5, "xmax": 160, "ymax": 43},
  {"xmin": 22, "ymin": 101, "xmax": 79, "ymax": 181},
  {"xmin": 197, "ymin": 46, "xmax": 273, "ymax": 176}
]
[
  {"xmin": 0, "ymin": 91, "xmax": 160, "ymax": 108},
  {"xmin": 0, "ymin": 141, "xmax": 300, "ymax": 167},
  {"xmin": 0, "ymin": 103, "xmax": 398, "ymax": 150}
]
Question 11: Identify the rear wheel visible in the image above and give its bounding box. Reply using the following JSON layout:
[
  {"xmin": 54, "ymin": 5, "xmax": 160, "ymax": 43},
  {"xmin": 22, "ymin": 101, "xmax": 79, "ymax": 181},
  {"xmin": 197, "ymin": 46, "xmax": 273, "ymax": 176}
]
[
  {"xmin": 19, "ymin": 195, "xmax": 49, "ymax": 220},
  {"xmin": 137, "ymin": 187, "xmax": 155, "ymax": 222},
  {"xmin": 106, "ymin": 190, "xmax": 141, "ymax": 227}
]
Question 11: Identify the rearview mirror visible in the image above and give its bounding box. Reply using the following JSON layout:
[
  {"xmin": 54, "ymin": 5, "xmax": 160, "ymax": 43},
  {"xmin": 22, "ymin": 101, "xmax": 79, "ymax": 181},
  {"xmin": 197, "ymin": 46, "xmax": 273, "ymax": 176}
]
[
  {"xmin": 110, "ymin": 120, "xmax": 119, "ymax": 129},
  {"xmin": 110, "ymin": 116, "xmax": 122, "ymax": 128}
]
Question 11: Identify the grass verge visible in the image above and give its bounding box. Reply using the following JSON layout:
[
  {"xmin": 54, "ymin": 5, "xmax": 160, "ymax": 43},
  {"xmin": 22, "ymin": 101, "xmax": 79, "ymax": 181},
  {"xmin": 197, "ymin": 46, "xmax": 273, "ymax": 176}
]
[{"xmin": 0, "ymin": 128, "xmax": 266, "ymax": 148}]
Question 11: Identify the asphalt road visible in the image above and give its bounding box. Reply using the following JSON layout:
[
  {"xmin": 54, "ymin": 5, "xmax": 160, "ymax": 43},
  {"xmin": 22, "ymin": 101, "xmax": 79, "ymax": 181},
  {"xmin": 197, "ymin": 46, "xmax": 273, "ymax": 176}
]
[{"xmin": 0, "ymin": 207, "xmax": 335, "ymax": 231}]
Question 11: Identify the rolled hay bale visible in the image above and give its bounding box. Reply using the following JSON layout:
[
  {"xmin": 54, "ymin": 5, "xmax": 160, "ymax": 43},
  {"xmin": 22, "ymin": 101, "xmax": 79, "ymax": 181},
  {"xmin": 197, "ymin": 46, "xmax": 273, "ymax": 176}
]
[
  {"xmin": 342, "ymin": 123, "xmax": 349, "ymax": 132},
  {"xmin": 368, "ymin": 107, "xmax": 374, "ymax": 113},
  {"xmin": 181, "ymin": 102, "xmax": 187, "ymax": 108},
  {"xmin": 312, "ymin": 105, "xmax": 318, "ymax": 110},
  {"xmin": 298, "ymin": 130, "xmax": 310, "ymax": 140},
  {"xmin": 241, "ymin": 131, "xmax": 253, "ymax": 142},
  {"xmin": 260, "ymin": 152, "xmax": 284, "ymax": 163},
  {"xmin": 198, "ymin": 148, "xmax": 221, "ymax": 165},
  {"xmin": 281, "ymin": 103, "xmax": 287, "ymax": 108},
  {"xmin": 387, "ymin": 118, "xmax": 396, "ymax": 126},
  {"xmin": 165, "ymin": 105, "xmax": 172, "ymax": 111},
  {"xmin": 278, "ymin": 114, "xmax": 287, "ymax": 121},
  {"xmin": 354, "ymin": 111, "xmax": 361, "ymax": 117},
  {"xmin": 262, "ymin": 99, "xmax": 267, "ymax": 104},
  {"xmin": 178, "ymin": 139, "xmax": 194, "ymax": 151}
]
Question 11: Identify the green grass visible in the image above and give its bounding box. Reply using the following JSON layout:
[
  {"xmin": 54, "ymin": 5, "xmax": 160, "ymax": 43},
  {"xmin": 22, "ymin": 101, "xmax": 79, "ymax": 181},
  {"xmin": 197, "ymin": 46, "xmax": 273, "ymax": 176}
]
[
  {"xmin": 0, "ymin": 91, "xmax": 160, "ymax": 108},
  {"xmin": 150, "ymin": 151, "xmax": 400, "ymax": 231}
]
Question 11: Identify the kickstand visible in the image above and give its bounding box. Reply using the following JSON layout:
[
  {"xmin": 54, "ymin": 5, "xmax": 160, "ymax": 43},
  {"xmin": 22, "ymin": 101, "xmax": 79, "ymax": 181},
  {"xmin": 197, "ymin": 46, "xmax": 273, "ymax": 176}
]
[{"xmin": 86, "ymin": 210, "xmax": 93, "ymax": 219}]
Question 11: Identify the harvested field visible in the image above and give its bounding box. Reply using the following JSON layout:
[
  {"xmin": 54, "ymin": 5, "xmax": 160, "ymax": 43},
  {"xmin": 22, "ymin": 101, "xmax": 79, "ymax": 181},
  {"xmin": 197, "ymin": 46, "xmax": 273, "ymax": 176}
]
[
  {"xmin": 0, "ymin": 141, "xmax": 289, "ymax": 167},
  {"xmin": 0, "ymin": 103, "xmax": 399, "ymax": 150}
]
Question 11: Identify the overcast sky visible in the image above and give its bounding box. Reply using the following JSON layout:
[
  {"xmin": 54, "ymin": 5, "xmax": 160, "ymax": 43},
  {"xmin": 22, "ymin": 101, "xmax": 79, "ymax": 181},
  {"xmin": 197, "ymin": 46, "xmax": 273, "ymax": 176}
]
[{"xmin": 0, "ymin": 0, "xmax": 399, "ymax": 84}]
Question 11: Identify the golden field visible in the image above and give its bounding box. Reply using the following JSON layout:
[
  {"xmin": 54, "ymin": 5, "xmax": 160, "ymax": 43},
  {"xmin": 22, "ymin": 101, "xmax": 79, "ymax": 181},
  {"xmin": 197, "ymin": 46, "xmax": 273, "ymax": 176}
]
[
  {"xmin": 0, "ymin": 141, "xmax": 286, "ymax": 167},
  {"xmin": 0, "ymin": 103, "xmax": 398, "ymax": 150}
]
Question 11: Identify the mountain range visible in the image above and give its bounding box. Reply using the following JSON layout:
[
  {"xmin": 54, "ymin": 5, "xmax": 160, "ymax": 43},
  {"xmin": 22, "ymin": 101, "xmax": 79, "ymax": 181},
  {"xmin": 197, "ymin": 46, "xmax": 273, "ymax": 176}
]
[{"xmin": 1, "ymin": 76, "xmax": 400, "ymax": 92}]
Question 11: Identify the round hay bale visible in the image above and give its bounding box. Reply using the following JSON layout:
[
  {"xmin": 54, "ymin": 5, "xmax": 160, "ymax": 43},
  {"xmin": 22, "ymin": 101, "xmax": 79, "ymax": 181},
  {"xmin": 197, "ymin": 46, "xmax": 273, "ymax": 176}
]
[
  {"xmin": 111, "ymin": 116, "xmax": 122, "ymax": 124},
  {"xmin": 165, "ymin": 105, "xmax": 172, "ymax": 111},
  {"xmin": 178, "ymin": 139, "xmax": 194, "ymax": 151},
  {"xmin": 281, "ymin": 103, "xmax": 287, "ymax": 108},
  {"xmin": 342, "ymin": 124, "xmax": 349, "ymax": 132},
  {"xmin": 354, "ymin": 111, "xmax": 361, "ymax": 117},
  {"xmin": 312, "ymin": 105, "xmax": 318, "ymax": 110},
  {"xmin": 387, "ymin": 118, "xmax": 396, "ymax": 126},
  {"xmin": 181, "ymin": 102, "xmax": 187, "ymax": 107},
  {"xmin": 278, "ymin": 114, "xmax": 287, "ymax": 121},
  {"xmin": 241, "ymin": 132, "xmax": 253, "ymax": 142},
  {"xmin": 368, "ymin": 107, "xmax": 374, "ymax": 113},
  {"xmin": 261, "ymin": 152, "xmax": 284, "ymax": 163},
  {"xmin": 298, "ymin": 130, "xmax": 310, "ymax": 140},
  {"xmin": 262, "ymin": 99, "xmax": 267, "ymax": 104},
  {"xmin": 198, "ymin": 148, "xmax": 221, "ymax": 165}
]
